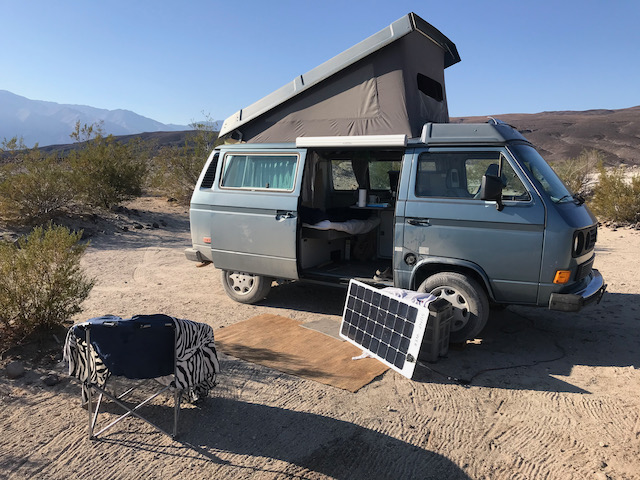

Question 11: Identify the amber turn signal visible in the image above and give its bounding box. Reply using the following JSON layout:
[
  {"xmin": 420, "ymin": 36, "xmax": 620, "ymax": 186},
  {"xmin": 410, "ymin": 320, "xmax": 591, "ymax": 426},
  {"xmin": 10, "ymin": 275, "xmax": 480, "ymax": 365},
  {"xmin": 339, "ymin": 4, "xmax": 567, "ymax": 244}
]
[
  {"xmin": 203, "ymin": 237, "xmax": 211, "ymax": 244},
  {"xmin": 553, "ymin": 270, "xmax": 571, "ymax": 284}
]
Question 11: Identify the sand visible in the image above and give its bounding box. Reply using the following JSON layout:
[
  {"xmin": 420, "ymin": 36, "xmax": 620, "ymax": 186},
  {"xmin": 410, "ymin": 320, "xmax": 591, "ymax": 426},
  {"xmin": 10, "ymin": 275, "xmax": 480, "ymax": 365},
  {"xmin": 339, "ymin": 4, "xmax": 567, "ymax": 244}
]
[{"xmin": 1, "ymin": 197, "xmax": 638, "ymax": 479}]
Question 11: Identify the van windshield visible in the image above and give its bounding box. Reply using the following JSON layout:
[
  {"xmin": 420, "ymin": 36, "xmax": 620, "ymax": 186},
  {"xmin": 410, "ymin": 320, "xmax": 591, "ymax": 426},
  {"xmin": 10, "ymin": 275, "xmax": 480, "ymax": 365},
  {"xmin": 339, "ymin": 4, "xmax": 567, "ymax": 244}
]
[{"xmin": 510, "ymin": 144, "xmax": 573, "ymax": 203}]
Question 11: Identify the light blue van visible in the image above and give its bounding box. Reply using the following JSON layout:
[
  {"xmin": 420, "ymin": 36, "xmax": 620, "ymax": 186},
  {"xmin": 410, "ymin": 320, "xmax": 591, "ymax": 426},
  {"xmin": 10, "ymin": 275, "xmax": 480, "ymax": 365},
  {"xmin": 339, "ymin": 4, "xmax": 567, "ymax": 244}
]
[{"xmin": 186, "ymin": 120, "xmax": 606, "ymax": 342}]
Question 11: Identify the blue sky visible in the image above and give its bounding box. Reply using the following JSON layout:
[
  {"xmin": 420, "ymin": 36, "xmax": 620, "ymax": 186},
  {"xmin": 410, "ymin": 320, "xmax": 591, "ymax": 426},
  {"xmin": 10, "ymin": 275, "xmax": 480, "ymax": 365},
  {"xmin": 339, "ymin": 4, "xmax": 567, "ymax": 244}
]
[{"xmin": 2, "ymin": 0, "xmax": 638, "ymax": 126}]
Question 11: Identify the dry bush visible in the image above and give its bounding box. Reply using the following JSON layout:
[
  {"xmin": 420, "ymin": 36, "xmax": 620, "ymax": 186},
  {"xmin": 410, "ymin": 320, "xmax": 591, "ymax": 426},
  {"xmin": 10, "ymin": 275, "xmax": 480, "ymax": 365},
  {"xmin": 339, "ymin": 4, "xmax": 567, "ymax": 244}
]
[
  {"xmin": 150, "ymin": 121, "xmax": 219, "ymax": 204},
  {"xmin": 0, "ymin": 224, "xmax": 94, "ymax": 343},
  {"xmin": 0, "ymin": 153, "xmax": 75, "ymax": 225},
  {"xmin": 69, "ymin": 135, "xmax": 149, "ymax": 209},
  {"xmin": 590, "ymin": 164, "xmax": 640, "ymax": 223},
  {"xmin": 552, "ymin": 149, "xmax": 601, "ymax": 196}
]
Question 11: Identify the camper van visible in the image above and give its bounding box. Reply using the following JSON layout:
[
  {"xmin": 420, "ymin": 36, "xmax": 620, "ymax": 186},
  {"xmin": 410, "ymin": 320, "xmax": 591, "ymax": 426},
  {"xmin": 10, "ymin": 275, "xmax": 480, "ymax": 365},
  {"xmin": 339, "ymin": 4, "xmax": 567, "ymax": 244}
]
[
  {"xmin": 186, "ymin": 123, "xmax": 605, "ymax": 342},
  {"xmin": 185, "ymin": 14, "xmax": 606, "ymax": 342}
]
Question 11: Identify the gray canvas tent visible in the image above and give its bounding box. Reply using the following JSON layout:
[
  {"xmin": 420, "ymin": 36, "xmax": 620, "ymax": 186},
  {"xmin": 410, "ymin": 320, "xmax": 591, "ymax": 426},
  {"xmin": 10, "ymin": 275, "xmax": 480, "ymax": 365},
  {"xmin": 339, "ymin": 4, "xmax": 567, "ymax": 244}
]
[{"xmin": 218, "ymin": 13, "xmax": 460, "ymax": 143}]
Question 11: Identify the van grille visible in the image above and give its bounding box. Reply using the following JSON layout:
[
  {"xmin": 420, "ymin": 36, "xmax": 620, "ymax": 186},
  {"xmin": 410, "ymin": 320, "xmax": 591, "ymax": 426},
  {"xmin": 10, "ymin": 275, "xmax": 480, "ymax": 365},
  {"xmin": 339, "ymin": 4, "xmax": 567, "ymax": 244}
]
[
  {"xmin": 575, "ymin": 256, "xmax": 594, "ymax": 281},
  {"xmin": 572, "ymin": 226, "xmax": 597, "ymax": 258}
]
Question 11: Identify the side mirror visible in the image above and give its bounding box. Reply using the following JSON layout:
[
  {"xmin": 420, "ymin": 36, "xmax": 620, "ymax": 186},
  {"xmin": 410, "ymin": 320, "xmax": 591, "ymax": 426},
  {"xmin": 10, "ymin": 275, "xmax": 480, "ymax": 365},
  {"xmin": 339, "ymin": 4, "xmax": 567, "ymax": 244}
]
[{"xmin": 480, "ymin": 175, "xmax": 504, "ymax": 211}]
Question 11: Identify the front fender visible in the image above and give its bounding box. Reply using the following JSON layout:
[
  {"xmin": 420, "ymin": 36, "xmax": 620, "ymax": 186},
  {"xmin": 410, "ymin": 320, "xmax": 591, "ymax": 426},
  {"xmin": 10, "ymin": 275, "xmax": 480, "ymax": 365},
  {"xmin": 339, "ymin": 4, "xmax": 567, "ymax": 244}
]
[{"xmin": 409, "ymin": 257, "xmax": 496, "ymax": 301}]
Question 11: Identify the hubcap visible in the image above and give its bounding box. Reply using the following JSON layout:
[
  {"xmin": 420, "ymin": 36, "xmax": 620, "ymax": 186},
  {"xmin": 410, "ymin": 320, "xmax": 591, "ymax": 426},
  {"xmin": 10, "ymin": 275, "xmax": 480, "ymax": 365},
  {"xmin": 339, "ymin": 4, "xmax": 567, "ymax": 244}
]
[
  {"xmin": 227, "ymin": 272, "xmax": 255, "ymax": 295},
  {"xmin": 431, "ymin": 286, "xmax": 470, "ymax": 331}
]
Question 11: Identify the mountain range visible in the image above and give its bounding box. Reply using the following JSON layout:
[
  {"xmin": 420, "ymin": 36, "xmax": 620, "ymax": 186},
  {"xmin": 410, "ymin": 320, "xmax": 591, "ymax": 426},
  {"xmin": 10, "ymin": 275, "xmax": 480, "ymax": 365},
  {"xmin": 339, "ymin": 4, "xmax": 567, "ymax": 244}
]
[
  {"xmin": 0, "ymin": 90, "xmax": 190, "ymax": 148},
  {"xmin": 453, "ymin": 106, "xmax": 640, "ymax": 166},
  {"xmin": 1, "ymin": 90, "xmax": 638, "ymax": 166}
]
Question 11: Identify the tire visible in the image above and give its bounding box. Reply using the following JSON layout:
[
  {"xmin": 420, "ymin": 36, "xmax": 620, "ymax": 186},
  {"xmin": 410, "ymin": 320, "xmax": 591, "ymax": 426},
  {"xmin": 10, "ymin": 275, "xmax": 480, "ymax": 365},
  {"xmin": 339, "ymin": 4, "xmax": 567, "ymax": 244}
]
[
  {"xmin": 417, "ymin": 272, "xmax": 489, "ymax": 343},
  {"xmin": 221, "ymin": 270, "xmax": 273, "ymax": 304}
]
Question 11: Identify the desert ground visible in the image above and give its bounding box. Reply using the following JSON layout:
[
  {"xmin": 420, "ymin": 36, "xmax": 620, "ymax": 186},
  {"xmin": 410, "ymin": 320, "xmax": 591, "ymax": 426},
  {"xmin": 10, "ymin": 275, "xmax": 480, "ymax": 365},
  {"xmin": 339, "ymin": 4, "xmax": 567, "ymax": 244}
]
[{"xmin": 1, "ymin": 196, "xmax": 639, "ymax": 480}]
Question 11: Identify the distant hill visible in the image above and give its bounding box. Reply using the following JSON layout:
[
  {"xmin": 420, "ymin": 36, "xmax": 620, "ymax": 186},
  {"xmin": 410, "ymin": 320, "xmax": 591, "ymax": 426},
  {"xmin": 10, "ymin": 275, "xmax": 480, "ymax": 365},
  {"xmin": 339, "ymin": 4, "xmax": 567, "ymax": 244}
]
[
  {"xmin": 34, "ymin": 130, "xmax": 201, "ymax": 157},
  {"xmin": 0, "ymin": 90, "xmax": 191, "ymax": 148},
  {"xmin": 3, "ymin": 89, "xmax": 637, "ymax": 168},
  {"xmin": 452, "ymin": 106, "xmax": 640, "ymax": 166}
]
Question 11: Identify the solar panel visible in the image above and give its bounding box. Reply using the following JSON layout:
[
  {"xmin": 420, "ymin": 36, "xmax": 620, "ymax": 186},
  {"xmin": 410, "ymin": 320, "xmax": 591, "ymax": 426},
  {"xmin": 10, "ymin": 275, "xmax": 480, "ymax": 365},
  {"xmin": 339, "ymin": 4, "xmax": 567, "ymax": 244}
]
[{"xmin": 340, "ymin": 280, "xmax": 431, "ymax": 379}]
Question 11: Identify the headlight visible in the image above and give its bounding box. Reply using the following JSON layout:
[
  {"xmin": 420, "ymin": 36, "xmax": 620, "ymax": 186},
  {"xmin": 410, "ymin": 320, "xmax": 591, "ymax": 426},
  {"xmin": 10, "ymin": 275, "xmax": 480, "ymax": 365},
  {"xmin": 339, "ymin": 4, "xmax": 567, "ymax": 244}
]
[{"xmin": 572, "ymin": 230, "xmax": 585, "ymax": 257}]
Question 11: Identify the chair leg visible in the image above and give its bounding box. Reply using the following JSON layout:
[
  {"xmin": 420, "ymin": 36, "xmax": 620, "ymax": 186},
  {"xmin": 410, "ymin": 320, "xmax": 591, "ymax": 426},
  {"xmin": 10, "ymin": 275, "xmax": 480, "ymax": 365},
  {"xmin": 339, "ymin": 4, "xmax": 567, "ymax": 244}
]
[
  {"xmin": 89, "ymin": 383, "xmax": 175, "ymax": 439},
  {"xmin": 84, "ymin": 384, "xmax": 93, "ymax": 440},
  {"xmin": 172, "ymin": 390, "xmax": 182, "ymax": 439}
]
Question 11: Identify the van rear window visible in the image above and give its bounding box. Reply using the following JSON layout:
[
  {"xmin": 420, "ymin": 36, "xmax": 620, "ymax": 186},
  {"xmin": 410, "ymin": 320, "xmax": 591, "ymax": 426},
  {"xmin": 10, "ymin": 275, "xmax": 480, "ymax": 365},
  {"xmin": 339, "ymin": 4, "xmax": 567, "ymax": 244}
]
[{"xmin": 220, "ymin": 154, "xmax": 298, "ymax": 191}]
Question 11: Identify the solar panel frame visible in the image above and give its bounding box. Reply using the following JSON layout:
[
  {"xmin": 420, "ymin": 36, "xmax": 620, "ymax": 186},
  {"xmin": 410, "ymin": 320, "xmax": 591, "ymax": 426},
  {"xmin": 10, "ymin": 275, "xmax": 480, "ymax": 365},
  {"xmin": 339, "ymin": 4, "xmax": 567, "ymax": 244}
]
[{"xmin": 340, "ymin": 280, "xmax": 431, "ymax": 379}]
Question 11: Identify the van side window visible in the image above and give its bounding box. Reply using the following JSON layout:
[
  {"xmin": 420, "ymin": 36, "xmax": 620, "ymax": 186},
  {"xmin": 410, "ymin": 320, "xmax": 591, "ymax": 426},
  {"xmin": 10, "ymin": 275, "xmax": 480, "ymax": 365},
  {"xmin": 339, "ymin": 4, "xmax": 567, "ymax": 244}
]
[
  {"xmin": 465, "ymin": 155, "xmax": 530, "ymax": 200},
  {"xmin": 416, "ymin": 152, "xmax": 529, "ymax": 201},
  {"xmin": 416, "ymin": 152, "xmax": 481, "ymax": 198},
  {"xmin": 494, "ymin": 160, "xmax": 530, "ymax": 200},
  {"xmin": 331, "ymin": 159, "xmax": 403, "ymax": 191},
  {"xmin": 220, "ymin": 154, "xmax": 298, "ymax": 191},
  {"xmin": 331, "ymin": 160, "xmax": 359, "ymax": 190}
]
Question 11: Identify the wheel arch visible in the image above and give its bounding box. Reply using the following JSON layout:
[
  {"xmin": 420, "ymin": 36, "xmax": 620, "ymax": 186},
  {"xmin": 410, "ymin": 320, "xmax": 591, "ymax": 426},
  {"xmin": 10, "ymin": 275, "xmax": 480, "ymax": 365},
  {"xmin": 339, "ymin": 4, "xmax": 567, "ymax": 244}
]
[{"xmin": 409, "ymin": 258, "xmax": 495, "ymax": 301}]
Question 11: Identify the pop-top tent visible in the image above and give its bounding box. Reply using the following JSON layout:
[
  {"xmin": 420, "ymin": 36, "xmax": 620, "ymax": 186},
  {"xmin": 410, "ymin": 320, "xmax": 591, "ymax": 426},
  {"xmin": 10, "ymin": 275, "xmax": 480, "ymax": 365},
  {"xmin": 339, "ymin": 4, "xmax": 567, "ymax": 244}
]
[{"xmin": 218, "ymin": 13, "xmax": 460, "ymax": 143}]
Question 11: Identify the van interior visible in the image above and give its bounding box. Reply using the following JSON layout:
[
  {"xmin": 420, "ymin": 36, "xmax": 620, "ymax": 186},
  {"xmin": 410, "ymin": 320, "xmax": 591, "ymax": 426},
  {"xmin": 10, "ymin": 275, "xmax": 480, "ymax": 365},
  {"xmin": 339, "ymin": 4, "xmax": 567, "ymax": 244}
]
[{"xmin": 298, "ymin": 148, "xmax": 403, "ymax": 286}]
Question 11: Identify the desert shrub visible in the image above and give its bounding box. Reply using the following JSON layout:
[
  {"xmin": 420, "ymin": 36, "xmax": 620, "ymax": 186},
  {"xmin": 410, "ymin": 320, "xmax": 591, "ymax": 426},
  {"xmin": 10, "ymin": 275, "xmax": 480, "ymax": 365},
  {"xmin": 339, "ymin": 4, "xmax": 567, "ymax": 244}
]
[
  {"xmin": 552, "ymin": 149, "xmax": 601, "ymax": 196},
  {"xmin": 0, "ymin": 224, "xmax": 94, "ymax": 342},
  {"xmin": 1, "ymin": 136, "xmax": 34, "ymax": 157},
  {"xmin": 70, "ymin": 134, "xmax": 149, "ymax": 208},
  {"xmin": 590, "ymin": 164, "xmax": 640, "ymax": 223},
  {"xmin": 0, "ymin": 153, "xmax": 75, "ymax": 225},
  {"xmin": 150, "ymin": 119, "xmax": 219, "ymax": 204}
]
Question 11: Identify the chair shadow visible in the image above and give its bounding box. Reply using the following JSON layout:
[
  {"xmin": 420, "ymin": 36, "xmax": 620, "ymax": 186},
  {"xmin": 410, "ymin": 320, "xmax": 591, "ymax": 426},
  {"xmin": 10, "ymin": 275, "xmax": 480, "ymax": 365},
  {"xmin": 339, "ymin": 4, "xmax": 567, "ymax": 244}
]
[{"xmin": 99, "ymin": 395, "xmax": 471, "ymax": 480}]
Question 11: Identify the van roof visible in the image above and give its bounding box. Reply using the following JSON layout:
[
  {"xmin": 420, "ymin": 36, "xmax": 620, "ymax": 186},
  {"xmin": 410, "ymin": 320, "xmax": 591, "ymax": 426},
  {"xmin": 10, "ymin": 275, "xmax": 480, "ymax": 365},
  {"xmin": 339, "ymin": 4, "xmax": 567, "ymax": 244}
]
[
  {"xmin": 217, "ymin": 121, "xmax": 530, "ymax": 150},
  {"xmin": 219, "ymin": 13, "xmax": 460, "ymax": 143},
  {"xmin": 419, "ymin": 120, "xmax": 529, "ymax": 145}
]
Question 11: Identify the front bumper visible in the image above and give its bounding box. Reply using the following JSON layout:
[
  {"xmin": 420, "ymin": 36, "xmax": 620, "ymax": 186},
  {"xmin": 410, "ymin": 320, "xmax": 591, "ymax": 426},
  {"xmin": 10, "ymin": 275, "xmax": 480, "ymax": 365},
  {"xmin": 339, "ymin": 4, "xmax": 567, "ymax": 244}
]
[{"xmin": 548, "ymin": 269, "xmax": 606, "ymax": 312}]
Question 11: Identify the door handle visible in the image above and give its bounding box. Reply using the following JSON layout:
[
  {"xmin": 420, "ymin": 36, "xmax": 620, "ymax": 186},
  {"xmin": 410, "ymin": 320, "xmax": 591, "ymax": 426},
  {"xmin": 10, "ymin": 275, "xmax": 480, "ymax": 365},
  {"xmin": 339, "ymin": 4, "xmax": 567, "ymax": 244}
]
[
  {"xmin": 276, "ymin": 211, "xmax": 296, "ymax": 221},
  {"xmin": 408, "ymin": 218, "xmax": 431, "ymax": 227}
]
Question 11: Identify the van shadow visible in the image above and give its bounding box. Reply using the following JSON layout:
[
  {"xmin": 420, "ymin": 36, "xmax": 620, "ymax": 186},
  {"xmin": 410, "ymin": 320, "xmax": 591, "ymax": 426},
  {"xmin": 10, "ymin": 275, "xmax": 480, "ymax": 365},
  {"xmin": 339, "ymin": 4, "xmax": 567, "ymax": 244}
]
[
  {"xmin": 265, "ymin": 283, "xmax": 639, "ymax": 394},
  {"xmin": 262, "ymin": 281, "xmax": 348, "ymax": 316},
  {"xmin": 413, "ymin": 292, "xmax": 640, "ymax": 393},
  {"xmin": 106, "ymin": 395, "xmax": 471, "ymax": 480}
]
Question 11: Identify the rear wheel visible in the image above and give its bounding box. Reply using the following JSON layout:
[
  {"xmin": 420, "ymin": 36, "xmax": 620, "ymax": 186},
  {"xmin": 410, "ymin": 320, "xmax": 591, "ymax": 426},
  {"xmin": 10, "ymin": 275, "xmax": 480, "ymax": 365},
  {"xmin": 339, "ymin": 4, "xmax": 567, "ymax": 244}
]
[
  {"xmin": 221, "ymin": 270, "xmax": 272, "ymax": 304},
  {"xmin": 417, "ymin": 272, "xmax": 489, "ymax": 343}
]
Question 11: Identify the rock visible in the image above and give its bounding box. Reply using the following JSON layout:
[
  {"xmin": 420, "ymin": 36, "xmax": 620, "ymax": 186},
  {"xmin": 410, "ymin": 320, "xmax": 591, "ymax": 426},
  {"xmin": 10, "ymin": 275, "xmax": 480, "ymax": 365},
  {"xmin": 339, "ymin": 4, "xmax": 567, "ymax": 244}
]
[
  {"xmin": 42, "ymin": 373, "xmax": 59, "ymax": 387},
  {"xmin": 6, "ymin": 361, "xmax": 25, "ymax": 379},
  {"xmin": 152, "ymin": 222, "xmax": 160, "ymax": 229}
]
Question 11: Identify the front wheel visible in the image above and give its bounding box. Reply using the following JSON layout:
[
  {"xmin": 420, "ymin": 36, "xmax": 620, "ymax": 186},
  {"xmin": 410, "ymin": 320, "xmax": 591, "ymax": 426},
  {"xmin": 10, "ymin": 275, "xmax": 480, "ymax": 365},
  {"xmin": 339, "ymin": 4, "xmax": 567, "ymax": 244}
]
[
  {"xmin": 417, "ymin": 272, "xmax": 489, "ymax": 343},
  {"xmin": 221, "ymin": 270, "xmax": 272, "ymax": 304}
]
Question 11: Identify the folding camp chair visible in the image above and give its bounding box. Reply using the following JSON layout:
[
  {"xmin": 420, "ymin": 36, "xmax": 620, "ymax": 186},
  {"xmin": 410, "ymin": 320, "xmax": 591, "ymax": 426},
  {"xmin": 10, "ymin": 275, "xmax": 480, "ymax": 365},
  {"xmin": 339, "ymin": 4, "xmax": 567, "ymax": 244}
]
[{"xmin": 65, "ymin": 314, "xmax": 219, "ymax": 440}]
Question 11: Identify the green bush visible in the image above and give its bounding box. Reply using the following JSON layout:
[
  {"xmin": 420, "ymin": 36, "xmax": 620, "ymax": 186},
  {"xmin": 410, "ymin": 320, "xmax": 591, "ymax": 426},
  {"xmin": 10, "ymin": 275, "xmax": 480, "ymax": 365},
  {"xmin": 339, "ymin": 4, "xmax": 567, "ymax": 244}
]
[
  {"xmin": 590, "ymin": 164, "xmax": 640, "ymax": 223},
  {"xmin": 0, "ymin": 224, "xmax": 94, "ymax": 342},
  {"xmin": 0, "ymin": 153, "xmax": 75, "ymax": 225},
  {"xmin": 70, "ymin": 135, "xmax": 149, "ymax": 208},
  {"xmin": 150, "ymin": 144, "xmax": 205, "ymax": 204},
  {"xmin": 552, "ymin": 149, "xmax": 601, "ymax": 196},
  {"xmin": 150, "ymin": 120, "xmax": 219, "ymax": 204}
]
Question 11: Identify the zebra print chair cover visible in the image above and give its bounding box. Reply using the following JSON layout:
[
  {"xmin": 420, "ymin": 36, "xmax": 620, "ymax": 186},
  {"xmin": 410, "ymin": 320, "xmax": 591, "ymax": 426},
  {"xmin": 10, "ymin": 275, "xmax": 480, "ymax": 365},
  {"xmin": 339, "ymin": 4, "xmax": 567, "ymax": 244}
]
[{"xmin": 64, "ymin": 314, "xmax": 220, "ymax": 403}]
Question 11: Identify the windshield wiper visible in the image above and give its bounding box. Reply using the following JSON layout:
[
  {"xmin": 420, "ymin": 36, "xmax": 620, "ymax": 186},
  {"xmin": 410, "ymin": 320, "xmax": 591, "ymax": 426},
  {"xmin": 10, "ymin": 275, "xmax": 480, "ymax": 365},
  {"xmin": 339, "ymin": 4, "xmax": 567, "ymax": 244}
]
[{"xmin": 554, "ymin": 193, "xmax": 585, "ymax": 205}]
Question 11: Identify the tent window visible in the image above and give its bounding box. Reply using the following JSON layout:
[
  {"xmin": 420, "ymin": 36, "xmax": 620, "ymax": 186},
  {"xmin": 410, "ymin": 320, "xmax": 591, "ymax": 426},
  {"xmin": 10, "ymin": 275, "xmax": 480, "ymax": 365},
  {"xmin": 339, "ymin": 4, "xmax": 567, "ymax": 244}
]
[
  {"xmin": 417, "ymin": 73, "xmax": 443, "ymax": 102},
  {"xmin": 221, "ymin": 154, "xmax": 298, "ymax": 191}
]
